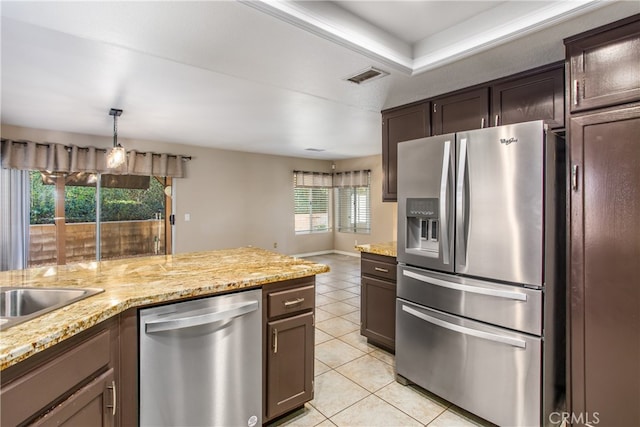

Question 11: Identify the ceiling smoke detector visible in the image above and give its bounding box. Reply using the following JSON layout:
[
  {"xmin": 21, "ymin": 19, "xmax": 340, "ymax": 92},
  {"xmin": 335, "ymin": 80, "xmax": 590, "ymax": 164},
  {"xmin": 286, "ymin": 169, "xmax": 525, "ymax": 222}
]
[{"xmin": 344, "ymin": 67, "xmax": 389, "ymax": 84}]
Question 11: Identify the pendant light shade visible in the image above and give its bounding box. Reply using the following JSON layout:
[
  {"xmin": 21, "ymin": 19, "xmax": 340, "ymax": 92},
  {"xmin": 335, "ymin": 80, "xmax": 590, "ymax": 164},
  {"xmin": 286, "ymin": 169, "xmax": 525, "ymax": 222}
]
[{"xmin": 107, "ymin": 108, "xmax": 126, "ymax": 168}]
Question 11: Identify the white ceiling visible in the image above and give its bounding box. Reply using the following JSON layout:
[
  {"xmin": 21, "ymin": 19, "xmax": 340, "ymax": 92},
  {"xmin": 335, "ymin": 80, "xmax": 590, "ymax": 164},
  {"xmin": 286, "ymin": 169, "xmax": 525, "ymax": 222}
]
[{"xmin": 1, "ymin": 1, "xmax": 638, "ymax": 160}]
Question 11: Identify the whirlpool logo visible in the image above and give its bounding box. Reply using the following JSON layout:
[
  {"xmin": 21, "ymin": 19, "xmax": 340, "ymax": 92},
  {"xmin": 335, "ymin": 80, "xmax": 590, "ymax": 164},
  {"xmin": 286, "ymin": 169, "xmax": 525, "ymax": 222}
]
[{"xmin": 500, "ymin": 137, "xmax": 518, "ymax": 145}]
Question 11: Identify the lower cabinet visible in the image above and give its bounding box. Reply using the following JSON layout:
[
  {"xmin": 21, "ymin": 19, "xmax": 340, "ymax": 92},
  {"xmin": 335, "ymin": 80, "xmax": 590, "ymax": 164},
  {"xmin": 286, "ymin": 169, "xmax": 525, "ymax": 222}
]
[
  {"xmin": 360, "ymin": 252, "xmax": 397, "ymax": 352},
  {"xmin": 0, "ymin": 318, "xmax": 119, "ymax": 427},
  {"xmin": 33, "ymin": 368, "xmax": 116, "ymax": 427},
  {"xmin": 263, "ymin": 277, "xmax": 316, "ymax": 423}
]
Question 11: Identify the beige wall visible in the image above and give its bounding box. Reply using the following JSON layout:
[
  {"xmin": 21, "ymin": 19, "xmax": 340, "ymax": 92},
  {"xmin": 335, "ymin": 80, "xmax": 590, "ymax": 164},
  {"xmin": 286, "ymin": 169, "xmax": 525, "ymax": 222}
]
[
  {"xmin": 332, "ymin": 155, "xmax": 396, "ymax": 255},
  {"xmin": 2, "ymin": 125, "xmax": 396, "ymax": 257}
]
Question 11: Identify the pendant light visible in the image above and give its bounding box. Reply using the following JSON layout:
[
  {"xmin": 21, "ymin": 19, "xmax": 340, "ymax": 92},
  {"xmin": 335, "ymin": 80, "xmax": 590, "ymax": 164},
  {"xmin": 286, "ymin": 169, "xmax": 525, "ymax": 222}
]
[{"xmin": 107, "ymin": 108, "xmax": 126, "ymax": 168}]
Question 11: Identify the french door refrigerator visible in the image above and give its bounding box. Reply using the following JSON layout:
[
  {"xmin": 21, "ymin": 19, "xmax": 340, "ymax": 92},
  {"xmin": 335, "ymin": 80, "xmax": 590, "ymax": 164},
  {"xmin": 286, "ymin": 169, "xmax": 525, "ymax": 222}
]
[{"xmin": 396, "ymin": 120, "xmax": 565, "ymax": 427}]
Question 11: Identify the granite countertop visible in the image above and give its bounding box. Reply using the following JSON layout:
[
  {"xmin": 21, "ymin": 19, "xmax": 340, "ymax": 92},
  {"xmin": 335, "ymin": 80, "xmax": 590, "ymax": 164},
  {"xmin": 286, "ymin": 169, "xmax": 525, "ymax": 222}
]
[
  {"xmin": 355, "ymin": 242, "xmax": 397, "ymax": 257},
  {"xmin": 0, "ymin": 247, "xmax": 329, "ymax": 370}
]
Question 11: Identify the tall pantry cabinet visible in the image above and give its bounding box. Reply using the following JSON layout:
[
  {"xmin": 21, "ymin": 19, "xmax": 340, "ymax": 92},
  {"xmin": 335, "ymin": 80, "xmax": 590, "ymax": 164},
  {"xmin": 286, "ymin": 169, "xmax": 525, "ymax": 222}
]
[{"xmin": 565, "ymin": 14, "xmax": 640, "ymax": 427}]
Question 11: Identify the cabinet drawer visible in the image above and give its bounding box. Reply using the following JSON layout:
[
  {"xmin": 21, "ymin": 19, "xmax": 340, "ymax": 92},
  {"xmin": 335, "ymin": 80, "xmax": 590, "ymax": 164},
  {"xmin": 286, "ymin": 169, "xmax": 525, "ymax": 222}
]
[
  {"xmin": 1, "ymin": 329, "xmax": 112, "ymax": 426},
  {"xmin": 361, "ymin": 258, "xmax": 397, "ymax": 282},
  {"xmin": 268, "ymin": 285, "xmax": 314, "ymax": 318}
]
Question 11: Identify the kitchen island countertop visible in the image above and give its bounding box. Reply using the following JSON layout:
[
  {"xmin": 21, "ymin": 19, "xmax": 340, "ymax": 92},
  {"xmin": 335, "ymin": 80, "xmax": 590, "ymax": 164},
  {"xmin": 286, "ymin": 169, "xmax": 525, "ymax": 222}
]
[
  {"xmin": 0, "ymin": 247, "xmax": 329, "ymax": 370},
  {"xmin": 355, "ymin": 241, "xmax": 397, "ymax": 258}
]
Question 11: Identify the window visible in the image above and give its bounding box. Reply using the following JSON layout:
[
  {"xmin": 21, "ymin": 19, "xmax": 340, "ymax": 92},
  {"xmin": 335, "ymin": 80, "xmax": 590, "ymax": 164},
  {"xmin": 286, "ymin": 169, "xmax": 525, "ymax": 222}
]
[
  {"xmin": 28, "ymin": 171, "xmax": 170, "ymax": 266},
  {"xmin": 293, "ymin": 171, "xmax": 332, "ymax": 234},
  {"xmin": 335, "ymin": 170, "xmax": 371, "ymax": 234}
]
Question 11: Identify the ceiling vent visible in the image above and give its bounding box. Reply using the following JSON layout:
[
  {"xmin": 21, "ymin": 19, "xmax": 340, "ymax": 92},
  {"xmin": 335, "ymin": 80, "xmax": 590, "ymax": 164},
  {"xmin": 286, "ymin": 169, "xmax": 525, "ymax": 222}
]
[{"xmin": 344, "ymin": 67, "xmax": 389, "ymax": 84}]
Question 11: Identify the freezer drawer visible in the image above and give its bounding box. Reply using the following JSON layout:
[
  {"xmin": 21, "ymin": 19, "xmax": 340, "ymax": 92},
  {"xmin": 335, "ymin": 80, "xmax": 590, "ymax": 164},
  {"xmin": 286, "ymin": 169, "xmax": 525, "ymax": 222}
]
[
  {"xmin": 396, "ymin": 299, "xmax": 542, "ymax": 427},
  {"xmin": 397, "ymin": 265, "xmax": 543, "ymax": 335}
]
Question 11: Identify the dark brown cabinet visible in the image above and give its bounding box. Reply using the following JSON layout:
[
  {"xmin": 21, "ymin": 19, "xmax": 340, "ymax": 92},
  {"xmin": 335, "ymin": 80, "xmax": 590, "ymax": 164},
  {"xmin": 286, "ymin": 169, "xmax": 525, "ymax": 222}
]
[
  {"xmin": 263, "ymin": 277, "xmax": 315, "ymax": 422},
  {"xmin": 431, "ymin": 87, "xmax": 489, "ymax": 135},
  {"xmin": 491, "ymin": 65, "xmax": 564, "ymax": 128},
  {"xmin": 568, "ymin": 104, "xmax": 640, "ymax": 427},
  {"xmin": 0, "ymin": 319, "xmax": 119, "ymax": 427},
  {"xmin": 381, "ymin": 102, "xmax": 430, "ymax": 202},
  {"xmin": 360, "ymin": 252, "xmax": 397, "ymax": 352},
  {"xmin": 566, "ymin": 15, "xmax": 640, "ymax": 427},
  {"xmin": 566, "ymin": 14, "xmax": 640, "ymax": 112}
]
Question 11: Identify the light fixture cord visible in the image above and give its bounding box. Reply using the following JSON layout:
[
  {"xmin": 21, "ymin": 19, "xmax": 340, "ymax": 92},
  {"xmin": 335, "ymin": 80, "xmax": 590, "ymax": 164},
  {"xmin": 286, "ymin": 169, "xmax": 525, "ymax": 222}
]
[{"xmin": 113, "ymin": 114, "xmax": 118, "ymax": 148}]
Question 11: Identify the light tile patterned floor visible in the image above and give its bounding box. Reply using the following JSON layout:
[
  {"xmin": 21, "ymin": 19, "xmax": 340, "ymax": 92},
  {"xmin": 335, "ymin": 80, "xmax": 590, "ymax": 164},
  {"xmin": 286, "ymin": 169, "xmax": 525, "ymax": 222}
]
[{"xmin": 267, "ymin": 253, "xmax": 495, "ymax": 427}]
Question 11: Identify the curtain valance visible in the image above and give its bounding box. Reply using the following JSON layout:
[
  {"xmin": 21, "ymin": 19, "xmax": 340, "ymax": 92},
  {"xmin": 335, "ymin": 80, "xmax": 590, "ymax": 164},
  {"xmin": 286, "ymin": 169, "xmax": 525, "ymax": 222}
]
[
  {"xmin": 333, "ymin": 170, "xmax": 371, "ymax": 188},
  {"xmin": 293, "ymin": 170, "xmax": 371, "ymax": 188},
  {"xmin": 0, "ymin": 139, "xmax": 190, "ymax": 178},
  {"xmin": 293, "ymin": 170, "xmax": 333, "ymax": 188}
]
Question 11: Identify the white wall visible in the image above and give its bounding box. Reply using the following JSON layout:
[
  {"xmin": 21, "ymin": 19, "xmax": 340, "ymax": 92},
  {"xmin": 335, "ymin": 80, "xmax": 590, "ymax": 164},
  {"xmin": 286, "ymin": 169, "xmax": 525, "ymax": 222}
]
[{"xmin": 2, "ymin": 125, "xmax": 397, "ymax": 257}]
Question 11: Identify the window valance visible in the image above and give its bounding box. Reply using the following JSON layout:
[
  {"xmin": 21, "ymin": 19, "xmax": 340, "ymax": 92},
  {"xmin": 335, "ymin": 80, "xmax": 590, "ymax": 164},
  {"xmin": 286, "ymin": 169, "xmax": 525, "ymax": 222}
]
[
  {"xmin": 0, "ymin": 139, "xmax": 190, "ymax": 178},
  {"xmin": 333, "ymin": 170, "xmax": 371, "ymax": 188},
  {"xmin": 293, "ymin": 170, "xmax": 333, "ymax": 188},
  {"xmin": 293, "ymin": 169, "xmax": 371, "ymax": 188}
]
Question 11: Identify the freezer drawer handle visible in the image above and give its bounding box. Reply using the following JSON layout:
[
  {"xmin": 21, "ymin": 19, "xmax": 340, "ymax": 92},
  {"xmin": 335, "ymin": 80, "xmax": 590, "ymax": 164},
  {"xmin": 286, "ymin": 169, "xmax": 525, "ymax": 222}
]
[
  {"xmin": 402, "ymin": 304, "xmax": 527, "ymax": 349},
  {"xmin": 403, "ymin": 270, "xmax": 528, "ymax": 301},
  {"xmin": 145, "ymin": 300, "xmax": 259, "ymax": 333}
]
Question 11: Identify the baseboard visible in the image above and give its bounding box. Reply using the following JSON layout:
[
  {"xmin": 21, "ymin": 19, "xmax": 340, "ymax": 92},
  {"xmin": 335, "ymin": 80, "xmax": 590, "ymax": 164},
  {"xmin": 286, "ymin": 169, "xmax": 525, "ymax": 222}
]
[{"xmin": 294, "ymin": 249, "xmax": 360, "ymax": 258}]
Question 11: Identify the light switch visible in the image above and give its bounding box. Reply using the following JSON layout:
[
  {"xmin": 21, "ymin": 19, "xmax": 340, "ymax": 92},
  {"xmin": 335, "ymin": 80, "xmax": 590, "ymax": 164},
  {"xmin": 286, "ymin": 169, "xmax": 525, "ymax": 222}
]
[{"xmin": 184, "ymin": 213, "xmax": 191, "ymax": 221}]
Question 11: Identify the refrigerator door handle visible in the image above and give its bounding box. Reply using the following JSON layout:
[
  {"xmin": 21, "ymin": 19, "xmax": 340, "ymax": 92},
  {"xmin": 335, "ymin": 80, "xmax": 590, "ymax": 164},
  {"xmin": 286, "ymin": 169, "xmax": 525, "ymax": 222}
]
[
  {"xmin": 456, "ymin": 138, "xmax": 469, "ymax": 265},
  {"xmin": 402, "ymin": 269, "xmax": 528, "ymax": 301},
  {"xmin": 145, "ymin": 300, "xmax": 259, "ymax": 333},
  {"xmin": 440, "ymin": 140, "xmax": 452, "ymax": 265},
  {"xmin": 401, "ymin": 304, "xmax": 527, "ymax": 349}
]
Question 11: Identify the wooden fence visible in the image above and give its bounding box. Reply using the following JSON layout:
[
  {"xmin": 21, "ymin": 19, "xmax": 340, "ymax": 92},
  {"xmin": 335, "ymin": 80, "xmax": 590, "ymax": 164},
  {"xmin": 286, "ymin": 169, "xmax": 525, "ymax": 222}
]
[{"xmin": 29, "ymin": 220, "xmax": 165, "ymax": 266}]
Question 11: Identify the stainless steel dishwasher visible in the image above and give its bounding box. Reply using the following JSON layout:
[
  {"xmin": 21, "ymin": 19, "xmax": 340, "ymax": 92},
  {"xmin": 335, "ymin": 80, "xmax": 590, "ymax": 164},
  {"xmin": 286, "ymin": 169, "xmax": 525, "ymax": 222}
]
[{"xmin": 139, "ymin": 288, "xmax": 262, "ymax": 427}]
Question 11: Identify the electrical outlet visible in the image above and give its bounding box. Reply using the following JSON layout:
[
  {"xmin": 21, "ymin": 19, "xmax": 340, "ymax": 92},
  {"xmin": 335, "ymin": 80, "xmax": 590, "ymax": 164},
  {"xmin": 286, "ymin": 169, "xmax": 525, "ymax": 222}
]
[
  {"xmin": 355, "ymin": 239, "xmax": 358, "ymax": 246},
  {"xmin": 273, "ymin": 242, "xmax": 278, "ymax": 248}
]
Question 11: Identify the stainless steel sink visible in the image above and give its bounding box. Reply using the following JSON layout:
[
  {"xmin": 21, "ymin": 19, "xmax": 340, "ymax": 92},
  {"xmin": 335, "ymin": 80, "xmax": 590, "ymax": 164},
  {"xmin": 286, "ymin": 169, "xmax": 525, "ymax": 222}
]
[{"xmin": 0, "ymin": 287, "xmax": 104, "ymax": 329}]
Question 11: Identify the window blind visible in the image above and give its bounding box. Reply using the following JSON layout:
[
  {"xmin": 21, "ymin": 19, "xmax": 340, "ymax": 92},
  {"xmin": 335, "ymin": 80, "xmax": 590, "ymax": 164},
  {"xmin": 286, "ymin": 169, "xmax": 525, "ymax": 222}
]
[
  {"xmin": 293, "ymin": 171, "xmax": 332, "ymax": 234},
  {"xmin": 335, "ymin": 170, "xmax": 371, "ymax": 234}
]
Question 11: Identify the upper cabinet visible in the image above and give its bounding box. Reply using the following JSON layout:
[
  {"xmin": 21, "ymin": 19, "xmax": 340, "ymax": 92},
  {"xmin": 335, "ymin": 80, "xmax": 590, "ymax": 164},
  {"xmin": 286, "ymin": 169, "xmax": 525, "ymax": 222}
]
[
  {"xmin": 431, "ymin": 88, "xmax": 489, "ymax": 135},
  {"xmin": 492, "ymin": 66, "xmax": 564, "ymax": 128},
  {"xmin": 566, "ymin": 14, "xmax": 640, "ymax": 112},
  {"xmin": 381, "ymin": 102, "xmax": 430, "ymax": 202}
]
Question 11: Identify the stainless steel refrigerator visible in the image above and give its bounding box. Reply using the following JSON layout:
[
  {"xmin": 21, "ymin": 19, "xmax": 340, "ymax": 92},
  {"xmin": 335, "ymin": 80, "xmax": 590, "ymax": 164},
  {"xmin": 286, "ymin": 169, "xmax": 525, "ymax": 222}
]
[{"xmin": 396, "ymin": 120, "xmax": 565, "ymax": 427}]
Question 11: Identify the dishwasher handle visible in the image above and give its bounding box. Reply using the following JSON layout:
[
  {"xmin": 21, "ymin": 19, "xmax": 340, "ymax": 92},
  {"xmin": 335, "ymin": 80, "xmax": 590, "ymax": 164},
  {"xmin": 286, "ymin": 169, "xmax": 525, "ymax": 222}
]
[{"xmin": 145, "ymin": 300, "xmax": 259, "ymax": 333}]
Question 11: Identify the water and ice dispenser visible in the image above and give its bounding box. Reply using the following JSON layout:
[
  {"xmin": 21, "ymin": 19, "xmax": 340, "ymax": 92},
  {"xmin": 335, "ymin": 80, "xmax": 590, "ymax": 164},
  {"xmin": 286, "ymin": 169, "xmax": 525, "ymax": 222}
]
[{"xmin": 405, "ymin": 198, "xmax": 439, "ymax": 255}]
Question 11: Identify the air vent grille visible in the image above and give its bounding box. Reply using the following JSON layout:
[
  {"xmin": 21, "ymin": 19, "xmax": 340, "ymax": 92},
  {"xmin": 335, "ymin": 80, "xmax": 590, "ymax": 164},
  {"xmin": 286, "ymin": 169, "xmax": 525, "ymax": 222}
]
[{"xmin": 345, "ymin": 67, "xmax": 388, "ymax": 84}]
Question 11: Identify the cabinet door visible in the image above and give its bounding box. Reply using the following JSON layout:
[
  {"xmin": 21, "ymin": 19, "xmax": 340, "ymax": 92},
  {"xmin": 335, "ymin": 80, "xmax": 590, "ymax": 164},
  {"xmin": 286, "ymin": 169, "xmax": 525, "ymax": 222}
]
[
  {"xmin": 381, "ymin": 103, "xmax": 430, "ymax": 202},
  {"xmin": 569, "ymin": 105, "xmax": 640, "ymax": 427},
  {"xmin": 266, "ymin": 312, "xmax": 314, "ymax": 420},
  {"xmin": 361, "ymin": 276, "xmax": 396, "ymax": 351},
  {"xmin": 33, "ymin": 368, "xmax": 116, "ymax": 427},
  {"xmin": 492, "ymin": 66, "xmax": 564, "ymax": 128},
  {"xmin": 567, "ymin": 15, "xmax": 640, "ymax": 112},
  {"xmin": 432, "ymin": 88, "xmax": 489, "ymax": 135}
]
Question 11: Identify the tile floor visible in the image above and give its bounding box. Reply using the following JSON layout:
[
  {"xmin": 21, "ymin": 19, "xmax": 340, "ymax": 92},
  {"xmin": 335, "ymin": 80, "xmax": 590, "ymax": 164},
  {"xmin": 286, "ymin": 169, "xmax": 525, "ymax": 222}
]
[{"xmin": 267, "ymin": 253, "xmax": 494, "ymax": 427}]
